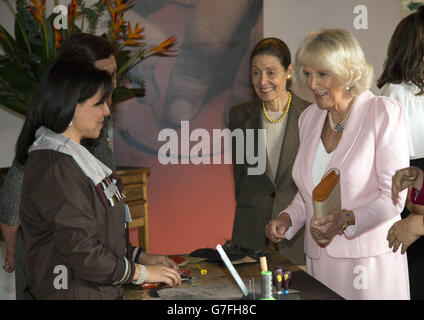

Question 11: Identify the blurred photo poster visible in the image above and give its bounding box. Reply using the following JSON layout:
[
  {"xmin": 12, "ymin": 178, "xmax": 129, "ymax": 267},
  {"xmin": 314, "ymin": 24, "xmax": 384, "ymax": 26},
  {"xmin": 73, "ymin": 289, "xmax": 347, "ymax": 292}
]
[{"xmin": 113, "ymin": 0, "xmax": 263, "ymax": 253}]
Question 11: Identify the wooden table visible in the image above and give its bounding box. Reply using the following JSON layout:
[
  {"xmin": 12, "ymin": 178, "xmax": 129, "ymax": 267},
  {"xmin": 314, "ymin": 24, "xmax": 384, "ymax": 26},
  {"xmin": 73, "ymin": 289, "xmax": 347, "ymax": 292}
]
[{"xmin": 124, "ymin": 248, "xmax": 343, "ymax": 300}]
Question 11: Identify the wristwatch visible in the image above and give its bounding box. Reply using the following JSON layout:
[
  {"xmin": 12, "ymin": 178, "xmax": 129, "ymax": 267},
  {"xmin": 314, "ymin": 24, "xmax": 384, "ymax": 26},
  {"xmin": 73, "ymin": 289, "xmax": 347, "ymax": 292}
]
[{"xmin": 339, "ymin": 210, "xmax": 352, "ymax": 234}]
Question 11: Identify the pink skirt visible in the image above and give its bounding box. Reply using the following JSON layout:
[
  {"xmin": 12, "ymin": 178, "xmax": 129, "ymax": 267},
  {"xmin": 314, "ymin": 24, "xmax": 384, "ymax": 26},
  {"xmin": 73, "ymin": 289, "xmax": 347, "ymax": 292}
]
[{"xmin": 306, "ymin": 249, "xmax": 410, "ymax": 300}]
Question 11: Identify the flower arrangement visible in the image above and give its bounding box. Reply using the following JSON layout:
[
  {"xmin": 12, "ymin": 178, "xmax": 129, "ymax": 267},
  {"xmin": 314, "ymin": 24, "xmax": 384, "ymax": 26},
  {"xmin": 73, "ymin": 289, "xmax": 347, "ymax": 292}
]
[{"xmin": 0, "ymin": 0, "xmax": 176, "ymax": 115}]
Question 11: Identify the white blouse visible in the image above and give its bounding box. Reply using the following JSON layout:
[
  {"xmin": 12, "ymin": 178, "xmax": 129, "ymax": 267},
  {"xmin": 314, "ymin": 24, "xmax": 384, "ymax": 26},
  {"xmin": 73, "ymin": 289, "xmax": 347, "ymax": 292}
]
[
  {"xmin": 261, "ymin": 111, "xmax": 288, "ymax": 180},
  {"xmin": 380, "ymin": 82, "xmax": 424, "ymax": 160},
  {"xmin": 312, "ymin": 139, "xmax": 335, "ymax": 187}
]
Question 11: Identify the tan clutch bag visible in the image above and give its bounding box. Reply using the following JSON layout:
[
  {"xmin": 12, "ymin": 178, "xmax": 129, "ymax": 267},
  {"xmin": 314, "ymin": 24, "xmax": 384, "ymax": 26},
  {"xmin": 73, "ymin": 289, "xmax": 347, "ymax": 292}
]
[{"xmin": 312, "ymin": 168, "xmax": 341, "ymax": 244}]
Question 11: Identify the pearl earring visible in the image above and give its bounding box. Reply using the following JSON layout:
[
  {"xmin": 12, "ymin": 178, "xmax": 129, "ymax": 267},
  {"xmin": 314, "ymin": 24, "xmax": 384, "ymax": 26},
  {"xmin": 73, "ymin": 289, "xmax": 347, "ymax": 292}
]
[
  {"xmin": 287, "ymin": 74, "xmax": 292, "ymax": 81},
  {"xmin": 346, "ymin": 86, "xmax": 351, "ymax": 91},
  {"xmin": 68, "ymin": 121, "xmax": 73, "ymax": 127}
]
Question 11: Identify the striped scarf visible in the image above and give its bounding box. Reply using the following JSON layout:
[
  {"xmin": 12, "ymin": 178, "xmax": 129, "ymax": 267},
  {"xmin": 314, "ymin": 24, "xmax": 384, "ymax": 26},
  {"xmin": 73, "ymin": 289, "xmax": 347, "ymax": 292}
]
[{"xmin": 29, "ymin": 126, "xmax": 125, "ymax": 208}]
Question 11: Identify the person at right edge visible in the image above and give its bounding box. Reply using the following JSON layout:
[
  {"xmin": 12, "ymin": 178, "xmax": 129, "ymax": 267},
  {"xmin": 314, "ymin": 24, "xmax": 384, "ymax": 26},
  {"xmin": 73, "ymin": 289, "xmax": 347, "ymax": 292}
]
[
  {"xmin": 378, "ymin": 5, "xmax": 424, "ymax": 300},
  {"xmin": 229, "ymin": 38, "xmax": 310, "ymax": 266},
  {"xmin": 265, "ymin": 29, "xmax": 409, "ymax": 299}
]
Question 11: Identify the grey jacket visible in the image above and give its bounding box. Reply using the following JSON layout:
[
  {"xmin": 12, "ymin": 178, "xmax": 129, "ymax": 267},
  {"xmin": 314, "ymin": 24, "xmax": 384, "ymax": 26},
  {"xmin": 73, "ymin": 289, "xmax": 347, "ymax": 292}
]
[{"xmin": 229, "ymin": 92, "xmax": 310, "ymax": 265}]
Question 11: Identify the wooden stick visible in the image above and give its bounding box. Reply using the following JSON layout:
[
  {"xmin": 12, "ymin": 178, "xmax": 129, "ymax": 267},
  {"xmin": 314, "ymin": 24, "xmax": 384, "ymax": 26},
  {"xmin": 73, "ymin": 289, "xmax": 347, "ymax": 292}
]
[{"xmin": 260, "ymin": 256, "xmax": 268, "ymax": 272}]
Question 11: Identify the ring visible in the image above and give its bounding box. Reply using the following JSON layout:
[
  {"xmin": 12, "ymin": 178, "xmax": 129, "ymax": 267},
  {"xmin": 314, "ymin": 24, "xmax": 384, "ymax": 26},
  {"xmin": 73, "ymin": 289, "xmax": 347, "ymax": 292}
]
[{"xmin": 313, "ymin": 233, "xmax": 319, "ymax": 239}]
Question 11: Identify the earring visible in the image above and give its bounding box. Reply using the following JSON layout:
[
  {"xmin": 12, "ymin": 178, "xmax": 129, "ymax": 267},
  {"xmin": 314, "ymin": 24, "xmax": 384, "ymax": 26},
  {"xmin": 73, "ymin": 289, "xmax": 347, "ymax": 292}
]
[
  {"xmin": 287, "ymin": 74, "xmax": 292, "ymax": 81},
  {"xmin": 68, "ymin": 121, "xmax": 73, "ymax": 127},
  {"xmin": 346, "ymin": 86, "xmax": 351, "ymax": 91}
]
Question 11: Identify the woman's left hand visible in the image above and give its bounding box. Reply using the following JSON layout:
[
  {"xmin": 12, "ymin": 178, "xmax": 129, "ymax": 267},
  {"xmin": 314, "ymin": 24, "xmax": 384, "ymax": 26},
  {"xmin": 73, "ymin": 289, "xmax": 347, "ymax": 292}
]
[
  {"xmin": 387, "ymin": 213, "xmax": 424, "ymax": 254},
  {"xmin": 310, "ymin": 210, "xmax": 346, "ymax": 242},
  {"xmin": 139, "ymin": 252, "xmax": 179, "ymax": 271}
]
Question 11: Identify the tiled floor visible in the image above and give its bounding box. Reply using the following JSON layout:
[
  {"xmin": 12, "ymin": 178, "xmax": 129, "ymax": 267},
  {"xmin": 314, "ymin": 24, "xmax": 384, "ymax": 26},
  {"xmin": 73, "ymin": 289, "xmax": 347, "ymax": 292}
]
[{"xmin": 0, "ymin": 242, "xmax": 16, "ymax": 300}]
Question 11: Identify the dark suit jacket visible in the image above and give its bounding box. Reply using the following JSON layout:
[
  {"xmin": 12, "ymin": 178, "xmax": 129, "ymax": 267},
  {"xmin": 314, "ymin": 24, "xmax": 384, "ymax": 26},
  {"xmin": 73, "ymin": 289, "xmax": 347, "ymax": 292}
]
[{"xmin": 229, "ymin": 92, "xmax": 310, "ymax": 265}]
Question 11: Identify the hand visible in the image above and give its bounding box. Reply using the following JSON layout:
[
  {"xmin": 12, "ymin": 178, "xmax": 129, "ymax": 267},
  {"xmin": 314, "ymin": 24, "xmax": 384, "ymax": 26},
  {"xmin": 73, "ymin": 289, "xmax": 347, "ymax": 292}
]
[
  {"xmin": 144, "ymin": 264, "xmax": 182, "ymax": 287},
  {"xmin": 392, "ymin": 166, "xmax": 423, "ymax": 205},
  {"xmin": 387, "ymin": 214, "xmax": 424, "ymax": 254},
  {"xmin": 310, "ymin": 210, "xmax": 348, "ymax": 242},
  {"xmin": 139, "ymin": 252, "xmax": 179, "ymax": 271},
  {"xmin": 265, "ymin": 213, "xmax": 292, "ymax": 243},
  {"xmin": 2, "ymin": 249, "xmax": 15, "ymax": 273}
]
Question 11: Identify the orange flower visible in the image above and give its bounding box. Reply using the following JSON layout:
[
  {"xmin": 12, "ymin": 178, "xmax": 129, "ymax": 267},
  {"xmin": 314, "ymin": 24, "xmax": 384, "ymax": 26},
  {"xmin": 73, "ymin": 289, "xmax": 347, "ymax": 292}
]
[
  {"xmin": 68, "ymin": 0, "xmax": 78, "ymax": 20},
  {"xmin": 54, "ymin": 28, "xmax": 63, "ymax": 48},
  {"xmin": 111, "ymin": 12, "xmax": 126, "ymax": 40},
  {"xmin": 122, "ymin": 39, "xmax": 139, "ymax": 46},
  {"xmin": 28, "ymin": 0, "xmax": 46, "ymax": 25},
  {"xmin": 105, "ymin": 0, "xmax": 115, "ymax": 17},
  {"xmin": 31, "ymin": 0, "xmax": 45, "ymax": 14},
  {"xmin": 122, "ymin": 21, "xmax": 144, "ymax": 46},
  {"xmin": 105, "ymin": 0, "xmax": 134, "ymax": 17},
  {"xmin": 67, "ymin": 0, "xmax": 78, "ymax": 32},
  {"xmin": 115, "ymin": 0, "xmax": 134, "ymax": 14},
  {"xmin": 148, "ymin": 35, "xmax": 177, "ymax": 53}
]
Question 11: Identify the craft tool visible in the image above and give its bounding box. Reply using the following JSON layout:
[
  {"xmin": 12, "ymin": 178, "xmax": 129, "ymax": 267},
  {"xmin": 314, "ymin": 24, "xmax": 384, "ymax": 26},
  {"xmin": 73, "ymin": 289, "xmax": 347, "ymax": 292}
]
[
  {"xmin": 196, "ymin": 264, "xmax": 207, "ymax": 275},
  {"xmin": 216, "ymin": 244, "xmax": 249, "ymax": 297}
]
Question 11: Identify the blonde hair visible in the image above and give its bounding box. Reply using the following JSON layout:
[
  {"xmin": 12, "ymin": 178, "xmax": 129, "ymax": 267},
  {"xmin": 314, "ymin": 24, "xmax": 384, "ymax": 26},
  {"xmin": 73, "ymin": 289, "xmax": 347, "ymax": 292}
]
[{"xmin": 294, "ymin": 29, "xmax": 374, "ymax": 97}]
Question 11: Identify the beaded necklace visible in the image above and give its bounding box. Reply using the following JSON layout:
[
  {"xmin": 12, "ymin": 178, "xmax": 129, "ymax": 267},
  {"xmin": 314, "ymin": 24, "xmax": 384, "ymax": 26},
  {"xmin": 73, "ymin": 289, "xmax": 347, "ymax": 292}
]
[
  {"xmin": 262, "ymin": 91, "xmax": 292, "ymax": 123},
  {"xmin": 328, "ymin": 98, "xmax": 355, "ymax": 132}
]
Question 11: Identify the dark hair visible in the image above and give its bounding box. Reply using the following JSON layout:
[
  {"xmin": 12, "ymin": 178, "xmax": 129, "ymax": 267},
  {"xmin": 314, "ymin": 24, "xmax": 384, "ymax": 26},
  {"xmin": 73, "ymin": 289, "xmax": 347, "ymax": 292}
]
[
  {"xmin": 377, "ymin": 5, "xmax": 424, "ymax": 94},
  {"xmin": 56, "ymin": 33, "xmax": 118, "ymax": 63},
  {"xmin": 250, "ymin": 37, "xmax": 292, "ymax": 89},
  {"xmin": 15, "ymin": 60, "xmax": 113, "ymax": 165}
]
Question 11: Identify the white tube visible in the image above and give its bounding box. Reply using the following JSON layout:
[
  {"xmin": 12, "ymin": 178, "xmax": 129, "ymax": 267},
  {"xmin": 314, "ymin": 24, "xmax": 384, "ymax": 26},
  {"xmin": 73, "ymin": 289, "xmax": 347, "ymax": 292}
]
[{"xmin": 216, "ymin": 244, "xmax": 249, "ymax": 296}]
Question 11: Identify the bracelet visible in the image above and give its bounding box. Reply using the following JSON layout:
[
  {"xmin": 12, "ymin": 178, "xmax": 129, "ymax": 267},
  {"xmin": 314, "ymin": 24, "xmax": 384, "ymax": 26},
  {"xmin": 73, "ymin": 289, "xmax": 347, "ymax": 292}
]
[
  {"xmin": 132, "ymin": 264, "xmax": 147, "ymax": 285},
  {"xmin": 338, "ymin": 210, "xmax": 352, "ymax": 234}
]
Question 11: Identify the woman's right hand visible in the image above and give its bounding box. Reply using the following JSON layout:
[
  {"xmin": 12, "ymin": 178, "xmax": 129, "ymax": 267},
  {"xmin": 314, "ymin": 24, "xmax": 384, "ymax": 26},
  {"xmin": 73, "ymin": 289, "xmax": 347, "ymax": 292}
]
[
  {"xmin": 2, "ymin": 249, "xmax": 15, "ymax": 273},
  {"xmin": 265, "ymin": 212, "xmax": 292, "ymax": 243},
  {"xmin": 392, "ymin": 166, "xmax": 424, "ymax": 204},
  {"xmin": 144, "ymin": 264, "xmax": 182, "ymax": 287}
]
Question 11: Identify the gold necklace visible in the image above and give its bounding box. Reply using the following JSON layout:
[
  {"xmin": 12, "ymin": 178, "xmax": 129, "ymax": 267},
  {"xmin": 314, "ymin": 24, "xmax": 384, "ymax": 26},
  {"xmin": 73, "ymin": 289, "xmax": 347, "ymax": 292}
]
[{"xmin": 262, "ymin": 91, "xmax": 292, "ymax": 123}]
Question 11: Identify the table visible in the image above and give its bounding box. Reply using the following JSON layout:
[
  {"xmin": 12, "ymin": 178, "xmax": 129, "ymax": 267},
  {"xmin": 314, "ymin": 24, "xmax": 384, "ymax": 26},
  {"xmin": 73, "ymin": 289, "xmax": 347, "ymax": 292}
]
[{"xmin": 124, "ymin": 248, "xmax": 343, "ymax": 300}]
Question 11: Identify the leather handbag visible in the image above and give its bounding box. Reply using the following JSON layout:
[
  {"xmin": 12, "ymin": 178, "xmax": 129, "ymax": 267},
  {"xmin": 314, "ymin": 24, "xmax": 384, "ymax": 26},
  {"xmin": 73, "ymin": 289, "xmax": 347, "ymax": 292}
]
[{"xmin": 312, "ymin": 168, "xmax": 341, "ymax": 244}]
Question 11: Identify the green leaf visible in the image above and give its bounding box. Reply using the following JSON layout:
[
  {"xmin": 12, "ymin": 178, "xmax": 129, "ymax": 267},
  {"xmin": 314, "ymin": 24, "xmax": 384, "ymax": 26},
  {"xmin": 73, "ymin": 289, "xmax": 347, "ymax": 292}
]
[
  {"xmin": 3, "ymin": 61, "xmax": 36, "ymax": 101},
  {"xmin": 14, "ymin": 12, "xmax": 31, "ymax": 54},
  {"xmin": 0, "ymin": 95, "xmax": 28, "ymax": 116},
  {"xmin": 112, "ymin": 86, "xmax": 145, "ymax": 104},
  {"xmin": 0, "ymin": 25, "xmax": 18, "ymax": 54},
  {"xmin": 407, "ymin": 2, "xmax": 423, "ymax": 12}
]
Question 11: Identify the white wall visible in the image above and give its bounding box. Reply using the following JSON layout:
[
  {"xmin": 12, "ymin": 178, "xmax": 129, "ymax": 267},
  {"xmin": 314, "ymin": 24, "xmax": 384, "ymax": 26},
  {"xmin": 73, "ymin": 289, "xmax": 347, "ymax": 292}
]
[{"xmin": 264, "ymin": 0, "xmax": 401, "ymax": 102}]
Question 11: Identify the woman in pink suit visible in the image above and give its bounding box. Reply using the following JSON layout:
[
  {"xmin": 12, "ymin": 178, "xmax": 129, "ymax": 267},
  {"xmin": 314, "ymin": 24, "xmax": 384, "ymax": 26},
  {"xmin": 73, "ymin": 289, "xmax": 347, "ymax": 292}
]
[{"xmin": 265, "ymin": 29, "xmax": 410, "ymax": 300}]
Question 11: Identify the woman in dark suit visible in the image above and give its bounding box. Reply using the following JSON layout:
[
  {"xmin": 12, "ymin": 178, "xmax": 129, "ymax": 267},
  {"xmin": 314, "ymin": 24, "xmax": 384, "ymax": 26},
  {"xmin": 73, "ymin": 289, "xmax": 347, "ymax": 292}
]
[{"xmin": 229, "ymin": 38, "xmax": 310, "ymax": 265}]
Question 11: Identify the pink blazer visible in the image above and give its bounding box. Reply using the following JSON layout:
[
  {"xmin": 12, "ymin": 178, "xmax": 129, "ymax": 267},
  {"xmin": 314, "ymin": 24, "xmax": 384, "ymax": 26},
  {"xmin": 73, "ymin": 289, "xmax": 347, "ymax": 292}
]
[{"xmin": 284, "ymin": 90, "xmax": 409, "ymax": 259}]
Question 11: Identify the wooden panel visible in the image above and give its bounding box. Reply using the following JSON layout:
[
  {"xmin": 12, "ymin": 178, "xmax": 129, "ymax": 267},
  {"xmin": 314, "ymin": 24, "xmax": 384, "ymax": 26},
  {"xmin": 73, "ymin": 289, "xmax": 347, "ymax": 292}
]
[
  {"xmin": 129, "ymin": 217, "xmax": 145, "ymax": 228},
  {"xmin": 116, "ymin": 167, "xmax": 150, "ymax": 252},
  {"xmin": 118, "ymin": 174, "xmax": 146, "ymax": 185},
  {"xmin": 126, "ymin": 201, "xmax": 146, "ymax": 219},
  {"xmin": 122, "ymin": 184, "xmax": 146, "ymax": 202}
]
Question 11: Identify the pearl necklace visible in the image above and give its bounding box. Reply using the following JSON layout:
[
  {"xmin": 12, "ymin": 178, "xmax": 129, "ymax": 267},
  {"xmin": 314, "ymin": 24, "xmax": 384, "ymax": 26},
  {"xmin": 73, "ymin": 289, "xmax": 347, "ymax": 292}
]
[
  {"xmin": 262, "ymin": 91, "xmax": 292, "ymax": 123},
  {"xmin": 328, "ymin": 98, "xmax": 355, "ymax": 132}
]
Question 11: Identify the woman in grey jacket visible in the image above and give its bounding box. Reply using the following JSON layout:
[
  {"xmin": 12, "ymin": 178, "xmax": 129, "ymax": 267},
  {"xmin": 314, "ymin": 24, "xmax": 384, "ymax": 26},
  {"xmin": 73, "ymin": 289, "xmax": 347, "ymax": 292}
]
[{"xmin": 229, "ymin": 38, "xmax": 310, "ymax": 265}]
